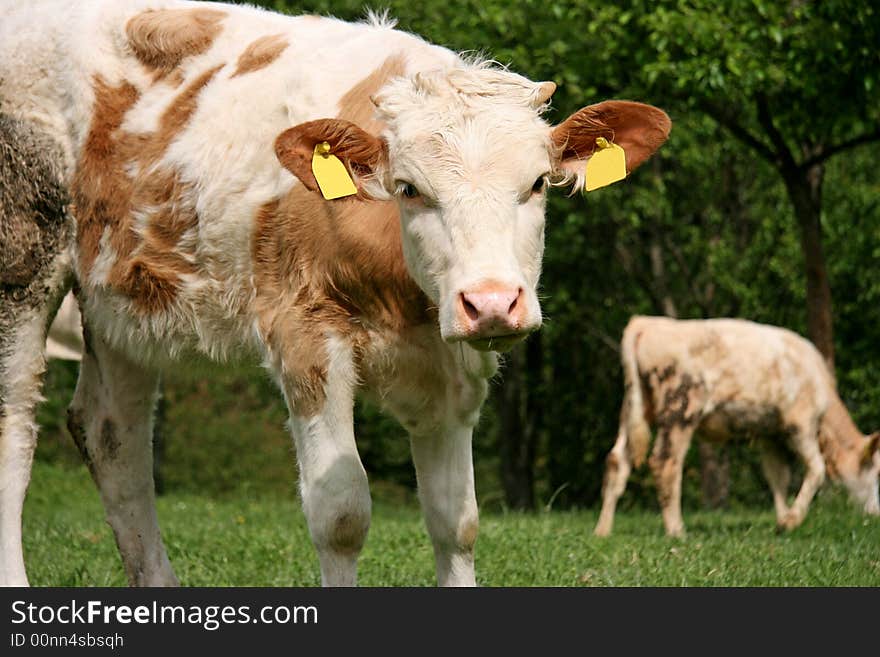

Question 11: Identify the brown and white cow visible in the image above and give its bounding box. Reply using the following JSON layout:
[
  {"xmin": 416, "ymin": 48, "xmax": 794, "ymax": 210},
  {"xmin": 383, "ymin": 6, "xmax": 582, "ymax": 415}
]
[
  {"xmin": 0, "ymin": 1, "xmax": 670, "ymax": 586},
  {"xmin": 594, "ymin": 316, "xmax": 880, "ymax": 538}
]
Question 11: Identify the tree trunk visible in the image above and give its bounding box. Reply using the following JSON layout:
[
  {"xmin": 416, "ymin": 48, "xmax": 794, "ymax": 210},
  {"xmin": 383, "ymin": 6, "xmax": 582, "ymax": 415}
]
[
  {"xmin": 498, "ymin": 335, "xmax": 542, "ymax": 510},
  {"xmin": 783, "ymin": 163, "xmax": 835, "ymax": 372}
]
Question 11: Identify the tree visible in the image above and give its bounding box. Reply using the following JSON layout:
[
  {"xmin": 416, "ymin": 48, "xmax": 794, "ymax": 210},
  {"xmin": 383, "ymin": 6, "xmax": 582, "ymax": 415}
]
[{"xmin": 633, "ymin": 0, "xmax": 880, "ymax": 370}]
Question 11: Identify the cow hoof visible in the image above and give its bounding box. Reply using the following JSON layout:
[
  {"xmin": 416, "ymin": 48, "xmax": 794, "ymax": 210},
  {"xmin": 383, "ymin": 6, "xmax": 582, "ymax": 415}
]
[{"xmin": 776, "ymin": 512, "xmax": 801, "ymax": 532}]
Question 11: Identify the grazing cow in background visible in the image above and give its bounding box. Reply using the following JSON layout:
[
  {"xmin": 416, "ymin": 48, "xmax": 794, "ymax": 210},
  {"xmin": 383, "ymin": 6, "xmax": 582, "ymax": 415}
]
[
  {"xmin": 0, "ymin": 0, "xmax": 670, "ymax": 586},
  {"xmin": 594, "ymin": 316, "xmax": 880, "ymax": 538}
]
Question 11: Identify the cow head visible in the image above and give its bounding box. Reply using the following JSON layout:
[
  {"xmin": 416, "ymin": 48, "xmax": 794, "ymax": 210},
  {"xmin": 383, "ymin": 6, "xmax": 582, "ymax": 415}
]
[
  {"xmin": 840, "ymin": 431, "xmax": 880, "ymax": 515},
  {"xmin": 275, "ymin": 65, "xmax": 670, "ymax": 351}
]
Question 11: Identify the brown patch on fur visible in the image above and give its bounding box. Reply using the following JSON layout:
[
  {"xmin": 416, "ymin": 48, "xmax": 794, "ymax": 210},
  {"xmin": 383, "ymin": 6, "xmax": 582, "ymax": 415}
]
[
  {"xmin": 252, "ymin": 189, "xmax": 433, "ymax": 414},
  {"xmin": 818, "ymin": 391, "xmax": 871, "ymax": 480},
  {"xmin": 120, "ymin": 64, "xmax": 224, "ymax": 170},
  {"xmin": 654, "ymin": 372, "xmax": 704, "ymax": 431},
  {"xmin": 126, "ymin": 8, "xmax": 226, "ymax": 79},
  {"xmin": 73, "ymin": 78, "xmax": 140, "ymax": 277},
  {"xmin": 818, "ymin": 430, "xmax": 840, "ymax": 480},
  {"xmin": 276, "ymin": 54, "xmax": 406, "ymax": 196},
  {"xmin": 603, "ymin": 452, "xmax": 620, "ymax": 489},
  {"xmin": 80, "ymin": 317, "xmax": 95, "ymax": 359},
  {"xmin": 231, "ymin": 34, "xmax": 289, "ymax": 78},
  {"xmin": 256, "ymin": 54, "xmax": 428, "ymax": 415},
  {"xmin": 606, "ymin": 450, "xmax": 620, "ymax": 471},
  {"xmin": 457, "ymin": 516, "xmax": 479, "ymax": 552},
  {"xmin": 656, "ymin": 364, "xmax": 675, "ymax": 384},
  {"xmin": 118, "ymin": 260, "xmax": 180, "ymax": 315},
  {"xmin": 863, "ymin": 432, "xmax": 880, "ymax": 467},
  {"xmin": 338, "ymin": 54, "xmax": 407, "ymax": 132},
  {"xmin": 699, "ymin": 403, "xmax": 786, "ymax": 445},
  {"xmin": 164, "ymin": 69, "xmax": 186, "ymax": 88},
  {"xmin": 67, "ymin": 407, "xmax": 96, "ymax": 478},
  {"xmin": 74, "ymin": 67, "xmax": 219, "ymax": 314},
  {"xmin": 649, "ymin": 428, "xmax": 675, "ymax": 467},
  {"xmin": 328, "ymin": 512, "xmax": 369, "ymax": 555},
  {"xmin": 819, "ymin": 392, "xmax": 862, "ymax": 452},
  {"xmin": 100, "ymin": 418, "xmax": 120, "ymax": 460}
]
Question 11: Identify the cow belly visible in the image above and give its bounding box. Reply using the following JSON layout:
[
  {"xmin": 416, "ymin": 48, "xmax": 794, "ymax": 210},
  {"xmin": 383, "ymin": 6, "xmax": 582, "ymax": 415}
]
[
  {"xmin": 79, "ymin": 282, "xmax": 258, "ymax": 368},
  {"xmin": 698, "ymin": 401, "xmax": 788, "ymax": 443}
]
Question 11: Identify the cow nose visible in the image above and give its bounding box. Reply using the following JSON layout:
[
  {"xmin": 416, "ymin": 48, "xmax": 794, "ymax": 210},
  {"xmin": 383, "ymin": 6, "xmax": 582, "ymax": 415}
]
[{"xmin": 457, "ymin": 282, "xmax": 526, "ymax": 336}]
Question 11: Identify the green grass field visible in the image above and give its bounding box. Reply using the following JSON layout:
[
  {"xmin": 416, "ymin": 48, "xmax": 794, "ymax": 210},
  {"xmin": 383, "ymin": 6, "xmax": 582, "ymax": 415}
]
[{"xmin": 22, "ymin": 460, "xmax": 880, "ymax": 587}]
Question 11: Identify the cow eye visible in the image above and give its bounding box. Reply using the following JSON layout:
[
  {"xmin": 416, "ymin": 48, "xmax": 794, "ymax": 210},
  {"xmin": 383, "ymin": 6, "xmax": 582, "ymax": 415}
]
[
  {"xmin": 396, "ymin": 181, "xmax": 420, "ymax": 199},
  {"xmin": 532, "ymin": 176, "xmax": 547, "ymax": 194}
]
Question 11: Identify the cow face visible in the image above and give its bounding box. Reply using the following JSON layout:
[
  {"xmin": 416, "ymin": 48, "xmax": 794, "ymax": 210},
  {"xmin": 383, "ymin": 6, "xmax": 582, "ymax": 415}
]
[
  {"xmin": 275, "ymin": 67, "xmax": 670, "ymax": 351},
  {"xmin": 841, "ymin": 432, "xmax": 880, "ymax": 515}
]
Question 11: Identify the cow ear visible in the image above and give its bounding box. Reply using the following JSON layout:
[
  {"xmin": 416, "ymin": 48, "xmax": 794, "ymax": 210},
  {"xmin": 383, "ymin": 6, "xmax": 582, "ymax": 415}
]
[
  {"xmin": 550, "ymin": 100, "xmax": 671, "ymax": 184},
  {"xmin": 274, "ymin": 118, "xmax": 388, "ymax": 197},
  {"xmin": 862, "ymin": 432, "xmax": 880, "ymax": 468}
]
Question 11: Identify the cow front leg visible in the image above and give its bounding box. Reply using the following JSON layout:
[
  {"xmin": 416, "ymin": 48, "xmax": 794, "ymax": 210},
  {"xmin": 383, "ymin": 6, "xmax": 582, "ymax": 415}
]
[
  {"xmin": 410, "ymin": 424, "xmax": 479, "ymax": 586},
  {"xmin": 649, "ymin": 425, "xmax": 695, "ymax": 537},
  {"xmin": 68, "ymin": 322, "xmax": 176, "ymax": 586},
  {"xmin": 594, "ymin": 427, "xmax": 633, "ymax": 537},
  {"xmin": 283, "ymin": 337, "xmax": 369, "ymax": 587},
  {"xmin": 0, "ymin": 307, "xmax": 56, "ymax": 586},
  {"xmin": 777, "ymin": 423, "xmax": 825, "ymax": 531},
  {"xmin": 759, "ymin": 441, "xmax": 792, "ymax": 524}
]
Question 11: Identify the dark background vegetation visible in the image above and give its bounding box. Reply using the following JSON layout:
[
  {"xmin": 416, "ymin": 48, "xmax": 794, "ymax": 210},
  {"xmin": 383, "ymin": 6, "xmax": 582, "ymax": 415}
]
[{"xmin": 35, "ymin": 1, "xmax": 880, "ymax": 515}]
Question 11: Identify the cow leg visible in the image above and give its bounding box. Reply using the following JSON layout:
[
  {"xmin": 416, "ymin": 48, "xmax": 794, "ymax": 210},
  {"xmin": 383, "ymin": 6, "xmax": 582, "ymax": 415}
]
[
  {"xmin": 67, "ymin": 321, "xmax": 176, "ymax": 585},
  {"xmin": 284, "ymin": 338, "xmax": 369, "ymax": 587},
  {"xmin": 759, "ymin": 441, "xmax": 792, "ymax": 523},
  {"xmin": 777, "ymin": 423, "xmax": 825, "ymax": 531},
  {"xmin": 0, "ymin": 305, "xmax": 59, "ymax": 586},
  {"xmin": 1, "ymin": 114, "xmax": 73, "ymax": 585},
  {"xmin": 594, "ymin": 427, "xmax": 632, "ymax": 537},
  {"xmin": 649, "ymin": 426, "xmax": 695, "ymax": 537},
  {"xmin": 373, "ymin": 333, "xmax": 491, "ymax": 586},
  {"xmin": 410, "ymin": 423, "xmax": 479, "ymax": 586}
]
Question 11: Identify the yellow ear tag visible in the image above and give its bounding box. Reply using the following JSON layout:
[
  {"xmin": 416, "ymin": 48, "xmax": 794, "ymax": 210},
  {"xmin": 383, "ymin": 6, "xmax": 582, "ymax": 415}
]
[
  {"xmin": 311, "ymin": 141, "xmax": 357, "ymax": 200},
  {"xmin": 584, "ymin": 137, "xmax": 627, "ymax": 192}
]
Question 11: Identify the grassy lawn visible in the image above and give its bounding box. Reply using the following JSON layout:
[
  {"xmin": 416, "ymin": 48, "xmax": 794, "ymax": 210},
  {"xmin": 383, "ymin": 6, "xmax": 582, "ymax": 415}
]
[{"xmin": 22, "ymin": 460, "xmax": 880, "ymax": 587}]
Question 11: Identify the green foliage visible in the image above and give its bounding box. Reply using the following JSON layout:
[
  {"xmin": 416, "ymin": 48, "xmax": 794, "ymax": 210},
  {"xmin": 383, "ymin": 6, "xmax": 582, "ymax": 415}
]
[
  {"xmin": 23, "ymin": 462, "xmax": 880, "ymax": 586},
  {"xmin": 825, "ymin": 153, "xmax": 880, "ymax": 431},
  {"xmin": 640, "ymin": 1, "xmax": 880, "ymax": 140}
]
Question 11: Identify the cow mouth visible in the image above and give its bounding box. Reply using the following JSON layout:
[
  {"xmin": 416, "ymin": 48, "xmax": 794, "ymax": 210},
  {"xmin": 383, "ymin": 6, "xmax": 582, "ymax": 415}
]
[{"xmin": 464, "ymin": 333, "xmax": 529, "ymax": 353}]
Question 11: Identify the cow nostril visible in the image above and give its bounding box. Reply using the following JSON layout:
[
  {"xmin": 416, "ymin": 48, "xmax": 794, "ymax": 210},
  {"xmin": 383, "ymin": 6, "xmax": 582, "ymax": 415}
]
[
  {"xmin": 460, "ymin": 293, "xmax": 479, "ymax": 321},
  {"xmin": 508, "ymin": 288, "xmax": 522, "ymax": 316}
]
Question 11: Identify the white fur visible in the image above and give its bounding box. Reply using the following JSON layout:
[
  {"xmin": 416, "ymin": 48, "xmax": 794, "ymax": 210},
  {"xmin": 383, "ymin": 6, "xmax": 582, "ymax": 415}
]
[
  {"xmin": 373, "ymin": 67, "xmax": 551, "ymax": 340},
  {"xmin": 0, "ymin": 313, "xmax": 50, "ymax": 586}
]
